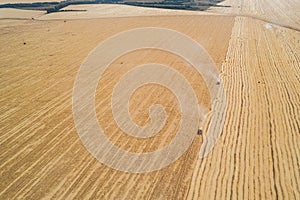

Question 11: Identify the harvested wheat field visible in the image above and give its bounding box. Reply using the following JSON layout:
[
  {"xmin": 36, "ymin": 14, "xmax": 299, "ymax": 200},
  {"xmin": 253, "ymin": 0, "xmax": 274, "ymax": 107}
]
[
  {"xmin": 39, "ymin": 4, "xmax": 213, "ymax": 20},
  {"xmin": 207, "ymin": 0, "xmax": 300, "ymax": 30},
  {"xmin": 0, "ymin": 1, "xmax": 299, "ymax": 200}
]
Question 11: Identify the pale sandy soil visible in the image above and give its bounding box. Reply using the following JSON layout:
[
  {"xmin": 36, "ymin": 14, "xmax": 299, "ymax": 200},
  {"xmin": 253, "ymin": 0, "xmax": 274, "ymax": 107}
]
[
  {"xmin": 0, "ymin": 8, "xmax": 45, "ymax": 19},
  {"xmin": 0, "ymin": 19, "xmax": 29, "ymax": 27},
  {"xmin": 0, "ymin": 8, "xmax": 44, "ymax": 27},
  {"xmin": 39, "ymin": 4, "xmax": 214, "ymax": 20},
  {"xmin": 0, "ymin": 2, "xmax": 300, "ymax": 200}
]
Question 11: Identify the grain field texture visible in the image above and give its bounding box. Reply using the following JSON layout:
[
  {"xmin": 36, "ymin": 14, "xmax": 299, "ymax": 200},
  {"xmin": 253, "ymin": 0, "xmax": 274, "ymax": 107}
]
[
  {"xmin": 187, "ymin": 16, "xmax": 300, "ymax": 200},
  {"xmin": 0, "ymin": 1, "xmax": 300, "ymax": 199},
  {"xmin": 39, "ymin": 4, "xmax": 214, "ymax": 20},
  {"xmin": 209, "ymin": 0, "xmax": 300, "ymax": 31},
  {"xmin": 0, "ymin": 15, "xmax": 234, "ymax": 199}
]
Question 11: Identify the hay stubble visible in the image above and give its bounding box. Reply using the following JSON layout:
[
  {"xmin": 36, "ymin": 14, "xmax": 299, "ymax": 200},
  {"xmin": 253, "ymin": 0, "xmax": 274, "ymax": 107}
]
[{"xmin": 0, "ymin": 2, "xmax": 299, "ymax": 198}]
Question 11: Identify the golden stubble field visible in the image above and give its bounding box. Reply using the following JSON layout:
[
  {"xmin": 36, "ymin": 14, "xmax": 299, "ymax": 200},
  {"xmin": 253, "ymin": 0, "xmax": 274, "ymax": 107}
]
[{"xmin": 0, "ymin": 2, "xmax": 299, "ymax": 200}]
